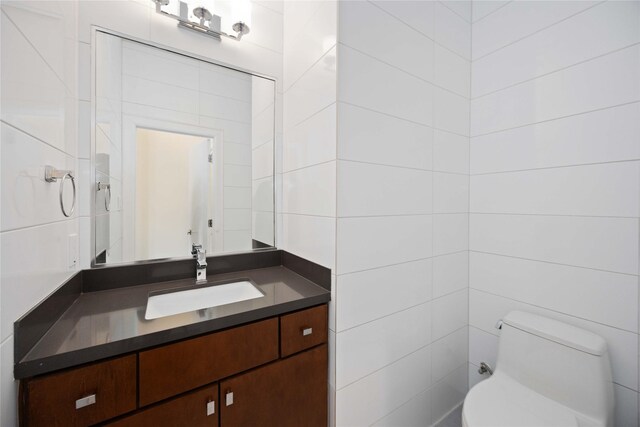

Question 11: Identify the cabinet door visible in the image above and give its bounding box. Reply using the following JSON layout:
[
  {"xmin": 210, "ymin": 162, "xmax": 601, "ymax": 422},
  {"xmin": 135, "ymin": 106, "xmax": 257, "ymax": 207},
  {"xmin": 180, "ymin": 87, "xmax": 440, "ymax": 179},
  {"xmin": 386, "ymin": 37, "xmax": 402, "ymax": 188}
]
[
  {"xmin": 220, "ymin": 344, "xmax": 327, "ymax": 427},
  {"xmin": 139, "ymin": 317, "xmax": 278, "ymax": 406},
  {"xmin": 106, "ymin": 385, "xmax": 218, "ymax": 427},
  {"xmin": 20, "ymin": 355, "xmax": 136, "ymax": 427}
]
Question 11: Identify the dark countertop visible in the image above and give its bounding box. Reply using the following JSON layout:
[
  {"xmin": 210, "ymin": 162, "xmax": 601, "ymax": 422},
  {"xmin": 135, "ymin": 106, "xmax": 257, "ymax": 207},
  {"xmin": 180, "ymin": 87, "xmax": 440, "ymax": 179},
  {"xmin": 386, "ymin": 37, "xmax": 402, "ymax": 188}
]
[{"xmin": 15, "ymin": 265, "xmax": 330, "ymax": 379}]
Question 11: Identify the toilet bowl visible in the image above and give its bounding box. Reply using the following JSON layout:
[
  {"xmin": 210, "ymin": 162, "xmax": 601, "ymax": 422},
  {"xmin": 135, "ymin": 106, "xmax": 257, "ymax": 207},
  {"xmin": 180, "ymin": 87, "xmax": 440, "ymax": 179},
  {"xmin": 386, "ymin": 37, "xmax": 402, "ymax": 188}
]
[{"xmin": 462, "ymin": 311, "xmax": 614, "ymax": 427}]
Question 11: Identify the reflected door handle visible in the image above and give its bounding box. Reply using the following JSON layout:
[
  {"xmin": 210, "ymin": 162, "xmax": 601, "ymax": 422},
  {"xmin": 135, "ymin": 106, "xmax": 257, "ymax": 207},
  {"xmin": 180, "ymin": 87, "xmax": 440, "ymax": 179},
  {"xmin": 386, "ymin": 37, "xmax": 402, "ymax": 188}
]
[{"xmin": 206, "ymin": 400, "xmax": 215, "ymax": 416}]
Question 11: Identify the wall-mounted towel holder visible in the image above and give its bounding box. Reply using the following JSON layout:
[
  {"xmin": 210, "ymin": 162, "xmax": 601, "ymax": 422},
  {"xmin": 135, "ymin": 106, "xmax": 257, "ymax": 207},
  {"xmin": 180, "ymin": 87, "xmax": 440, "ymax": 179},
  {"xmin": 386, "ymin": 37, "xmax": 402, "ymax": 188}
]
[
  {"xmin": 97, "ymin": 181, "xmax": 111, "ymax": 211},
  {"xmin": 44, "ymin": 165, "xmax": 76, "ymax": 217}
]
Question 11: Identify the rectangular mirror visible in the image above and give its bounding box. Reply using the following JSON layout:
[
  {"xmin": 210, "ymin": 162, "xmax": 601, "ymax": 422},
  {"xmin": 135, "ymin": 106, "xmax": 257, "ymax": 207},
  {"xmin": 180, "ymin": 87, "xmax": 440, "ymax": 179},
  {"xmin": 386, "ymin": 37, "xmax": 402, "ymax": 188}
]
[{"xmin": 93, "ymin": 31, "xmax": 275, "ymax": 265}]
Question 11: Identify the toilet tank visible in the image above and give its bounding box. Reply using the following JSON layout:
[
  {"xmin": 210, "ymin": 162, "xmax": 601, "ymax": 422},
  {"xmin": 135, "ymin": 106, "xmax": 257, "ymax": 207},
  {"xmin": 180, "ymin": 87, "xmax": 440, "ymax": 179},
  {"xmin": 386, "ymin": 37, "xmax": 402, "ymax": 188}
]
[{"xmin": 496, "ymin": 311, "xmax": 614, "ymax": 425}]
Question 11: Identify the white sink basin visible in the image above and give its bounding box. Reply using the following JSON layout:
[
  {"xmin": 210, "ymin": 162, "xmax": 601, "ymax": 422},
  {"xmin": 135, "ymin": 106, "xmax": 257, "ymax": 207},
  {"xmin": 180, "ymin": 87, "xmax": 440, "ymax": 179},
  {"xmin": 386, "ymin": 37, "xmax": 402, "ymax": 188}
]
[{"xmin": 145, "ymin": 280, "xmax": 264, "ymax": 320}]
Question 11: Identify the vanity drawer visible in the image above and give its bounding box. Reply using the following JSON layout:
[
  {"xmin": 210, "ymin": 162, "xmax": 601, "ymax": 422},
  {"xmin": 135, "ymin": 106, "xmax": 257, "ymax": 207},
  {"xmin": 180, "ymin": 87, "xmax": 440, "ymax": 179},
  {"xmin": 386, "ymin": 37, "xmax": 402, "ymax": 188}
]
[
  {"xmin": 106, "ymin": 385, "xmax": 218, "ymax": 427},
  {"xmin": 138, "ymin": 317, "xmax": 279, "ymax": 406},
  {"xmin": 20, "ymin": 355, "xmax": 136, "ymax": 427},
  {"xmin": 280, "ymin": 305, "xmax": 328, "ymax": 357}
]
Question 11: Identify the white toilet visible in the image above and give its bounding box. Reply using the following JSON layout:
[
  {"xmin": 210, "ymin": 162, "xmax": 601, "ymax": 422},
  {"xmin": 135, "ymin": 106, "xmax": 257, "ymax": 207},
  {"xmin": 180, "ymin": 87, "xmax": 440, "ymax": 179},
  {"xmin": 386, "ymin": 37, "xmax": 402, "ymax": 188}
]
[{"xmin": 462, "ymin": 311, "xmax": 614, "ymax": 427}]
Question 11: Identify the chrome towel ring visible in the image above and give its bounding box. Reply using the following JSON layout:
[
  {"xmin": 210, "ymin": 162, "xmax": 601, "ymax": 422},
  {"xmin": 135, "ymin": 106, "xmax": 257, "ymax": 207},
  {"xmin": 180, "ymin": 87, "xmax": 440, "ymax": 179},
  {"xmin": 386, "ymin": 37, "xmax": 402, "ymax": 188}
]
[
  {"xmin": 44, "ymin": 165, "xmax": 76, "ymax": 217},
  {"xmin": 97, "ymin": 181, "xmax": 111, "ymax": 211}
]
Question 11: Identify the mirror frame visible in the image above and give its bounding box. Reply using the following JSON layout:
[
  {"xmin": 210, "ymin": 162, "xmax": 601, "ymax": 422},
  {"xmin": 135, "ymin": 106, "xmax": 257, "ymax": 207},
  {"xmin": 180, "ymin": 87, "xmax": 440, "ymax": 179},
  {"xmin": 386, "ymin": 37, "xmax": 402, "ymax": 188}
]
[{"xmin": 90, "ymin": 27, "xmax": 277, "ymax": 268}]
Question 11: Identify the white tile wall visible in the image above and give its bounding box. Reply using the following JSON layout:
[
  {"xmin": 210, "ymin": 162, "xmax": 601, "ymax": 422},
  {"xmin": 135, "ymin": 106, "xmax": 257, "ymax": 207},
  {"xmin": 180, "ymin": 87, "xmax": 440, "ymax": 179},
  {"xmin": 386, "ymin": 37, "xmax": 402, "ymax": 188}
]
[
  {"xmin": 1, "ymin": 3, "xmax": 79, "ymax": 425},
  {"xmin": 469, "ymin": 3, "xmax": 640, "ymax": 425},
  {"xmin": 337, "ymin": 259, "xmax": 433, "ymax": 332},
  {"xmin": 5, "ymin": 2, "xmax": 637, "ymax": 427},
  {"xmin": 472, "ymin": 1, "xmax": 640, "ymax": 98},
  {"xmin": 1, "ymin": 1, "xmax": 283, "ymax": 424},
  {"xmin": 471, "ymin": 44, "xmax": 640, "ymax": 136},
  {"xmin": 338, "ymin": 103, "xmax": 433, "ymax": 170},
  {"xmin": 336, "ymin": 344, "xmax": 432, "ymax": 426},
  {"xmin": 333, "ymin": 2, "xmax": 470, "ymax": 425},
  {"xmin": 472, "ymin": 1, "xmax": 598, "ymax": 60},
  {"xmin": 470, "ymin": 103, "xmax": 640, "ymax": 174}
]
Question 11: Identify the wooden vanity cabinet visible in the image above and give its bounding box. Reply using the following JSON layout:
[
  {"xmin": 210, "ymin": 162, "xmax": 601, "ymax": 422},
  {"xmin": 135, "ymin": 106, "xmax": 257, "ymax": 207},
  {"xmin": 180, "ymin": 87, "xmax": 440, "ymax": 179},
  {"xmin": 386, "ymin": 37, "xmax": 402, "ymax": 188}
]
[
  {"xmin": 138, "ymin": 318, "xmax": 279, "ymax": 406},
  {"xmin": 19, "ymin": 355, "xmax": 137, "ymax": 427},
  {"xmin": 19, "ymin": 305, "xmax": 328, "ymax": 427},
  {"xmin": 220, "ymin": 344, "xmax": 327, "ymax": 427},
  {"xmin": 106, "ymin": 385, "xmax": 218, "ymax": 427}
]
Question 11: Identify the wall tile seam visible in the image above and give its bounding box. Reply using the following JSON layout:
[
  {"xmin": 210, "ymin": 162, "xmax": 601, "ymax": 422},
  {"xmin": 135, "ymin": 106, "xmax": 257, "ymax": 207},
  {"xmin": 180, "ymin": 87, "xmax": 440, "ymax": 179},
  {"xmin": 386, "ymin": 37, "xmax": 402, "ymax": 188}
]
[
  {"xmin": 468, "ymin": 250, "xmax": 640, "ymax": 278},
  {"xmin": 282, "ymin": 100, "xmax": 336, "ymax": 133},
  {"xmin": 432, "ymin": 287, "xmax": 469, "ymax": 303},
  {"xmin": 470, "ymin": 100, "xmax": 640, "ymax": 138},
  {"xmin": 469, "ymin": 287, "xmax": 640, "ymax": 335},
  {"xmin": 471, "ymin": 0, "xmax": 607, "ymax": 62},
  {"xmin": 335, "ymin": 340, "xmax": 436, "ymax": 392},
  {"xmin": 338, "ymin": 42, "xmax": 471, "ymax": 100},
  {"xmin": 241, "ymin": 38, "xmax": 284, "ymax": 56},
  {"xmin": 252, "ymin": 1, "xmax": 283, "ymax": 17},
  {"xmin": 338, "ymin": 101, "xmax": 471, "ymax": 138},
  {"xmin": 472, "ymin": 41, "xmax": 640, "ymax": 100},
  {"xmin": 1, "ymin": 217, "xmax": 79, "ymax": 235},
  {"xmin": 437, "ymin": 1, "xmax": 472, "ymax": 24},
  {"xmin": 281, "ymin": 102, "xmax": 336, "ymax": 140},
  {"xmin": 470, "ymin": 159, "xmax": 640, "ymax": 177},
  {"xmin": 334, "ymin": 250, "xmax": 466, "ymax": 279},
  {"xmin": 282, "ymin": 1, "xmax": 325, "ymax": 46},
  {"xmin": 279, "ymin": 212, "xmax": 336, "ymax": 219},
  {"xmin": 471, "ymin": 0, "xmax": 513, "ymax": 25},
  {"xmin": 282, "ymin": 159, "xmax": 336, "ymax": 175},
  {"xmin": 367, "ymin": 359, "xmax": 469, "ymax": 427},
  {"xmin": 0, "ymin": 120, "xmax": 77, "ymax": 161},
  {"xmin": 337, "ymin": 252, "xmax": 468, "ymax": 277},
  {"xmin": 335, "ymin": 300, "xmax": 434, "ymax": 335},
  {"xmin": 0, "ymin": 334, "xmax": 12, "ymax": 348},
  {"xmin": 96, "ymin": 127, "xmax": 120, "ymax": 149},
  {"xmin": 282, "ymin": 42, "xmax": 337, "ymax": 94},
  {"xmin": 122, "ymin": 72, "xmax": 212, "ymax": 94},
  {"xmin": 337, "ymin": 159, "xmax": 471, "ymax": 176},
  {"xmin": 1, "ymin": 8, "xmax": 76, "ymax": 96},
  {"xmin": 469, "ymin": 212, "xmax": 640, "ymax": 220},
  {"xmin": 365, "ymin": 0, "xmax": 472, "ymax": 63}
]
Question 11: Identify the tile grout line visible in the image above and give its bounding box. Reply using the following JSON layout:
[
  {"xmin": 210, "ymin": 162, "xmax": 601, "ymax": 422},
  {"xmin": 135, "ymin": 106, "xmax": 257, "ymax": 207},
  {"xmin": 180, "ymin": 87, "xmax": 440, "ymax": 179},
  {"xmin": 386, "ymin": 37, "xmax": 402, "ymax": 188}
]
[
  {"xmin": 469, "ymin": 249, "xmax": 640, "ymax": 278},
  {"xmin": 470, "ymin": 100, "xmax": 640, "ymax": 139},
  {"xmin": 472, "ymin": 1, "xmax": 606, "ymax": 62},
  {"xmin": 472, "ymin": 41, "xmax": 640, "ymax": 100},
  {"xmin": 469, "ymin": 287, "xmax": 639, "ymax": 335}
]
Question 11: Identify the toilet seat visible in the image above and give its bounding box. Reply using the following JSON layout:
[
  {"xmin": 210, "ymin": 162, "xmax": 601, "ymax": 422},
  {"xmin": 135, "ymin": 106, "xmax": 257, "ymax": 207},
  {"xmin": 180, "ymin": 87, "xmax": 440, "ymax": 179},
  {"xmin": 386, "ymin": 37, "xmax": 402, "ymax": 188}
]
[{"xmin": 462, "ymin": 374, "xmax": 582, "ymax": 427}]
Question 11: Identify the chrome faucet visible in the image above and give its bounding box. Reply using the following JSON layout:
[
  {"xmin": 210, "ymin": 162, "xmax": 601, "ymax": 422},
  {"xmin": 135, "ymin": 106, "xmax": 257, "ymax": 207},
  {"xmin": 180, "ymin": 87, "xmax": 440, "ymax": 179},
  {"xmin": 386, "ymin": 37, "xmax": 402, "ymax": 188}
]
[{"xmin": 191, "ymin": 244, "xmax": 207, "ymax": 283}]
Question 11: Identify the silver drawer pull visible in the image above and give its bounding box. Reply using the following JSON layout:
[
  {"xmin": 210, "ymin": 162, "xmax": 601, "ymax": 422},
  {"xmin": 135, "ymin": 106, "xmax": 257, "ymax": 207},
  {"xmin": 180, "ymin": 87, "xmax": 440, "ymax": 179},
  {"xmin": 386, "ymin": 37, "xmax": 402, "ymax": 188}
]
[
  {"xmin": 75, "ymin": 394, "xmax": 96, "ymax": 409},
  {"xmin": 302, "ymin": 327, "xmax": 313, "ymax": 336},
  {"xmin": 225, "ymin": 391, "xmax": 234, "ymax": 406},
  {"xmin": 207, "ymin": 400, "xmax": 215, "ymax": 416}
]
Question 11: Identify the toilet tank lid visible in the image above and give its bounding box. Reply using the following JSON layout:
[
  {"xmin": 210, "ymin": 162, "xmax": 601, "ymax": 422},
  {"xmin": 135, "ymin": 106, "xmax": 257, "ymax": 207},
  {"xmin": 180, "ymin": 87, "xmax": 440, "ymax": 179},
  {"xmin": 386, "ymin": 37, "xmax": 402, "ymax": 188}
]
[{"xmin": 503, "ymin": 311, "xmax": 607, "ymax": 356}]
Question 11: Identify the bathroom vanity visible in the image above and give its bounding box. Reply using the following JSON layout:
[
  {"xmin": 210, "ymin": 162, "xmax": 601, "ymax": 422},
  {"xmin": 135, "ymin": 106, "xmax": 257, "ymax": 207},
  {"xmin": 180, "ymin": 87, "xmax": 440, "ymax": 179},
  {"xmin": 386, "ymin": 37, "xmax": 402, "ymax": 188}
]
[{"xmin": 15, "ymin": 251, "xmax": 330, "ymax": 427}]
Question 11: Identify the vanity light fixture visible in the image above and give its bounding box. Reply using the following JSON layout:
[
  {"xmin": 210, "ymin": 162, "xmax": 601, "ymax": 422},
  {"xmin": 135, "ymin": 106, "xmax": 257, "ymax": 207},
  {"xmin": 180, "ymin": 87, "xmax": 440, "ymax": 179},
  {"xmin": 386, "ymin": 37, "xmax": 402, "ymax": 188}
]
[{"xmin": 152, "ymin": 0, "xmax": 250, "ymax": 41}]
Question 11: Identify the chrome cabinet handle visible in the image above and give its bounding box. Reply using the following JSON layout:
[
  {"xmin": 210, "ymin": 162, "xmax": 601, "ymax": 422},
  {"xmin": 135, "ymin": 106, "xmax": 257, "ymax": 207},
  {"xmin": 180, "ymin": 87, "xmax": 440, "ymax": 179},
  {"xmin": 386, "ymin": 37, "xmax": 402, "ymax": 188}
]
[
  {"xmin": 225, "ymin": 391, "xmax": 234, "ymax": 406},
  {"xmin": 75, "ymin": 394, "xmax": 96, "ymax": 409},
  {"xmin": 302, "ymin": 327, "xmax": 313, "ymax": 336},
  {"xmin": 206, "ymin": 400, "xmax": 215, "ymax": 415}
]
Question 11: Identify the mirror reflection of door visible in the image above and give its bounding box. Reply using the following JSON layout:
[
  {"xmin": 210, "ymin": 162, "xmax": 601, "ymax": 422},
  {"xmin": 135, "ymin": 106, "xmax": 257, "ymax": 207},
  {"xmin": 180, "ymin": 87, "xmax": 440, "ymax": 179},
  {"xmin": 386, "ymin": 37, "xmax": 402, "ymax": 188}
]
[
  {"xmin": 188, "ymin": 138, "xmax": 223, "ymax": 253},
  {"xmin": 135, "ymin": 129, "xmax": 222, "ymax": 260}
]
